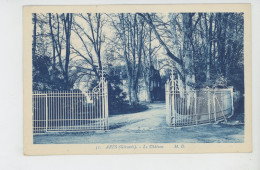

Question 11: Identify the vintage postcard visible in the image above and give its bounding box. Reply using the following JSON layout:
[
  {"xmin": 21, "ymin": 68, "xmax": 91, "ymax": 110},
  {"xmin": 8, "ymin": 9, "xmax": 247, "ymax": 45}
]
[{"xmin": 23, "ymin": 4, "xmax": 252, "ymax": 155}]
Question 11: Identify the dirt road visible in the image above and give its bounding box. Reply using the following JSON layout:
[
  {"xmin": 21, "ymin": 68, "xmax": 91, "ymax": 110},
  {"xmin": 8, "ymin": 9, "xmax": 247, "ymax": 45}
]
[{"xmin": 34, "ymin": 103, "xmax": 244, "ymax": 144}]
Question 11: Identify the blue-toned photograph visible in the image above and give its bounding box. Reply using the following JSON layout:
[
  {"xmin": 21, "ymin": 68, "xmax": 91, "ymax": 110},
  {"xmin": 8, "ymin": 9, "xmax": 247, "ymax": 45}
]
[{"xmin": 32, "ymin": 12, "xmax": 245, "ymax": 144}]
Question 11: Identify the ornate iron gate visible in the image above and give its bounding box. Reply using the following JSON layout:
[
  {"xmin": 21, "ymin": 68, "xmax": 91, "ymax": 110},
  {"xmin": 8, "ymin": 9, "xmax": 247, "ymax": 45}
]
[
  {"xmin": 165, "ymin": 76, "xmax": 234, "ymax": 127},
  {"xmin": 33, "ymin": 77, "xmax": 109, "ymax": 134}
]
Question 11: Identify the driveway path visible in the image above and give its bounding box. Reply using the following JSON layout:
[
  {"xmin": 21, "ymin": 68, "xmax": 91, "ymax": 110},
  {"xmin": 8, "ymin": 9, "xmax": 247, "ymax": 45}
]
[
  {"xmin": 109, "ymin": 103, "xmax": 167, "ymax": 131},
  {"xmin": 34, "ymin": 102, "xmax": 244, "ymax": 144}
]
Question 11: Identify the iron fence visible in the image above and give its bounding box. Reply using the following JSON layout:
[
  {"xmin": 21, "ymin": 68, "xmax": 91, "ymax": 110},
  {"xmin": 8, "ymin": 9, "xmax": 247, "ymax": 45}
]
[
  {"xmin": 33, "ymin": 78, "xmax": 109, "ymax": 134},
  {"xmin": 165, "ymin": 77, "xmax": 234, "ymax": 127}
]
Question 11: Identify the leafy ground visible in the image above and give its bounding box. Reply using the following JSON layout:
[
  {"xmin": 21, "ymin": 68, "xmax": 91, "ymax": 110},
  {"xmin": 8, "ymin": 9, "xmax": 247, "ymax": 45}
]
[{"xmin": 34, "ymin": 103, "xmax": 244, "ymax": 144}]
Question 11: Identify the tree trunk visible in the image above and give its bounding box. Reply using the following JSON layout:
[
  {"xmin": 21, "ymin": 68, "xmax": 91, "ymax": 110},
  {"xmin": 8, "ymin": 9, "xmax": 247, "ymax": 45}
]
[
  {"xmin": 32, "ymin": 13, "xmax": 37, "ymax": 60},
  {"xmin": 48, "ymin": 13, "xmax": 56, "ymax": 81},
  {"xmin": 202, "ymin": 13, "xmax": 214, "ymax": 86},
  {"xmin": 63, "ymin": 13, "xmax": 73, "ymax": 90},
  {"xmin": 119, "ymin": 14, "xmax": 133, "ymax": 104},
  {"xmin": 170, "ymin": 13, "xmax": 185, "ymax": 90},
  {"xmin": 142, "ymin": 30, "xmax": 151, "ymax": 103},
  {"xmin": 182, "ymin": 13, "xmax": 196, "ymax": 91}
]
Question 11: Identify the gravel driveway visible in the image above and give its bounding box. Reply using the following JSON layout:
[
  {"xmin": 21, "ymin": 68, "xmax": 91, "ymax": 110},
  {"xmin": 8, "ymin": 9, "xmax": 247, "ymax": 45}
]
[{"xmin": 34, "ymin": 103, "xmax": 244, "ymax": 144}]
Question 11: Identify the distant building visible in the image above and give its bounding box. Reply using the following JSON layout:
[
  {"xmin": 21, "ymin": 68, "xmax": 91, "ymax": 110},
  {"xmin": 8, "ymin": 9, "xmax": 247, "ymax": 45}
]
[
  {"xmin": 149, "ymin": 65, "xmax": 164, "ymax": 101},
  {"xmin": 109, "ymin": 65, "xmax": 164, "ymax": 102}
]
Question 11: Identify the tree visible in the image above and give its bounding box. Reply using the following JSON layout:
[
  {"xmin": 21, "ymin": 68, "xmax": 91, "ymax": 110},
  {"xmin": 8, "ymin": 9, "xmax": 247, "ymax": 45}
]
[
  {"xmin": 141, "ymin": 18, "xmax": 162, "ymax": 102},
  {"xmin": 62, "ymin": 13, "xmax": 73, "ymax": 90},
  {"xmin": 138, "ymin": 13, "xmax": 196, "ymax": 90},
  {"xmin": 109, "ymin": 13, "xmax": 145, "ymax": 104},
  {"xmin": 138, "ymin": 13, "xmax": 183, "ymax": 66},
  {"xmin": 32, "ymin": 13, "xmax": 37, "ymax": 60},
  {"xmin": 32, "ymin": 12, "xmax": 245, "ymax": 106},
  {"xmin": 48, "ymin": 13, "xmax": 56, "ymax": 81},
  {"xmin": 182, "ymin": 13, "xmax": 196, "ymax": 90},
  {"xmin": 72, "ymin": 13, "xmax": 106, "ymax": 79}
]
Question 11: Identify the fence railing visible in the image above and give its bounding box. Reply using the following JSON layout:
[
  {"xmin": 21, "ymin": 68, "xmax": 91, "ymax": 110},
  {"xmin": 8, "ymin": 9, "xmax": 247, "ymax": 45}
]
[
  {"xmin": 33, "ymin": 78, "xmax": 109, "ymax": 134},
  {"xmin": 165, "ymin": 77, "xmax": 234, "ymax": 127}
]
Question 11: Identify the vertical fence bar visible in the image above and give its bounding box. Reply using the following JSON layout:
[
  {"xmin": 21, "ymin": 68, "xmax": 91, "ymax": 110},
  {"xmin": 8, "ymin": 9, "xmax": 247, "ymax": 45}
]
[
  {"xmin": 75, "ymin": 91, "xmax": 77, "ymax": 130},
  {"xmin": 174, "ymin": 83, "xmax": 177, "ymax": 126},
  {"xmin": 37, "ymin": 92, "xmax": 39, "ymax": 132},
  {"xmin": 93, "ymin": 92, "xmax": 94, "ymax": 130},
  {"xmin": 73, "ymin": 92, "xmax": 75, "ymax": 130},
  {"xmin": 35, "ymin": 92, "xmax": 37, "ymax": 133},
  {"xmin": 45, "ymin": 94, "xmax": 48, "ymax": 132},
  {"xmin": 221, "ymin": 90, "xmax": 225, "ymax": 116},
  {"xmin": 172, "ymin": 81, "xmax": 175, "ymax": 126},
  {"xmin": 189, "ymin": 92, "xmax": 192, "ymax": 125},
  {"xmin": 40, "ymin": 95, "xmax": 42, "ymax": 132},
  {"xmin": 40, "ymin": 94, "xmax": 42, "ymax": 132},
  {"xmin": 48, "ymin": 92, "xmax": 50, "ymax": 131},
  {"xmin": 82, "ymin": 91, "xmax": 84, "ymax": 129},
  {"xmin": 81, "ymin": 91, "xmax": 83, "ymax": 130},
  {"xmin": 56, "ymin": 92, "xmax": 58, "ymax": 130},
  {"xmin": 102, "ymin": 83, "xmax": 104, "ymax": 129},
  {"xmin": 183, "ymin": 93, "xmax": 185, "ymax": 125},
  {"xmin": 230, "ymin": 87, "xmax": 234, "ymax": 117},
  {"xmin": 72, "ymin": 91, "xmax": 74, "ymax": 130},
  {"xmin": 173, "ymin": 85, "xmax": 175, "ymax": 126},
  {"xmin": 89, "ymin": 92, "xmax": 91, "ymax": 129},
  {"xmin": 34, "ymin": 92, "xmax": 37, "ymax": 133},
  {"xmin": 191, "ymin": 92, "xmax": 194, "ymax": 125},
  {"xmin": 96, "ymin": 92, "xmax": 98, "ymax": 130},
  {"xmin": 99, "ymin": 83, "xmax": 101, "ymax": 130},
  {"xmin": 32, "ymin": 94, "xmax": 34, "ymax": 134},
  {"xmin": 51, "ymin": 91, "xmax": 53, "ymax": 131},
  {"xmin": 34, "ymin": 92, "xmax": 36, "ymax": 133},
  {"xmin": 194, "ymin": 92, "xmax": 197, "ymax": 125},
  {"xmin": 213, "ymin": 91, "xmax": 217, "ymax": 122},
  {"xmin": 33, "ymin": 94, "xmax": 35, "ymax": 134},
  {"xmin": 94, "ymin": 93, "xmax": 96, "ymax": 130},
  {"xmin": 96, "ymin": 91, "xmax": 98, "ymax": 130},
  {"xmin": 72, "ymin": 92, "xmax": 78, "ymax": 130},
  {"xmin": 70, "ymin": 91, "xmax": 72, "ymax": 130},
  {"xmin": 181, "ymin": 93, "xmax": 183, "ymax": 126},
  {"xmin": 64, "ymin": 91, "xmax": 66, "ymax": 130},
  {"xmin": 86, "ymin": 92, "xmax": 88, "ymax": 129},
  {"xmin": 177, "ymin": 92, "xmax": 179, "ymax": 126},
  {"xmin": 97, "ymin": 88, "xmax": 101, "ymax": 130},
  {"xmin": 91, "ymin": 92, "xmax": 92, "ymax": 129},
  {"xmin": 62, "ymin": 91, "xmax": 64, "ymax": 130},
  {"xmin": 87, "ymin": 92, "xmax": 89, "ymax": 129},
  {"xmin": 92, "ymin": 92, "xmax": 94, "ymax": 129},
  {"xmin": 98, "ymin": 89, "xmax": 100, "ymax": 130},
  {"xmin": 182, "ymin": 93, "xmax": 184, "ymax": 126},
  {"xmin": 169, "ymin": 81, "xmax": 172, "ymax": 126},
  {"xmin": 77, "ymin": 91, "xmax": 79, "ymax": 130},
  {"xmin": 40, "ymin": 93, "xmax": 42, "ymax": 132},
  {"xmin": 105, "ymin": 81, "xmax": 109, "ymax": 130},
  {"xmin": 91, "ymin": 92, "xmax": 93, "ymax": 129},
  {"xmin": 179, "ymin": 93, "xmax": 182, "ymax": 126},
  {"xmin": 173, "ymin": 84, "xmax": 176, "ymax": 126},
  {"xmin": 97, "ymin": 91, "xmax": 99, "ymax": 130},
  {"xmin": 90, "ymin": 92, "xmax": 92, "ymax": 129},
  {"xmin": 207, "ymin": 89, "xmax": 211, "ymax": 123},
  {"xmin": 102, "ymin": 81, "xmax": 105, "ymax": 129},
  {"xmin": 165, "ymin": 81, "xmax": 169, "ymax": 125},
  {"xmin": 84, "ymin": 92, "xmax": 85, "ymax": 129}
]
